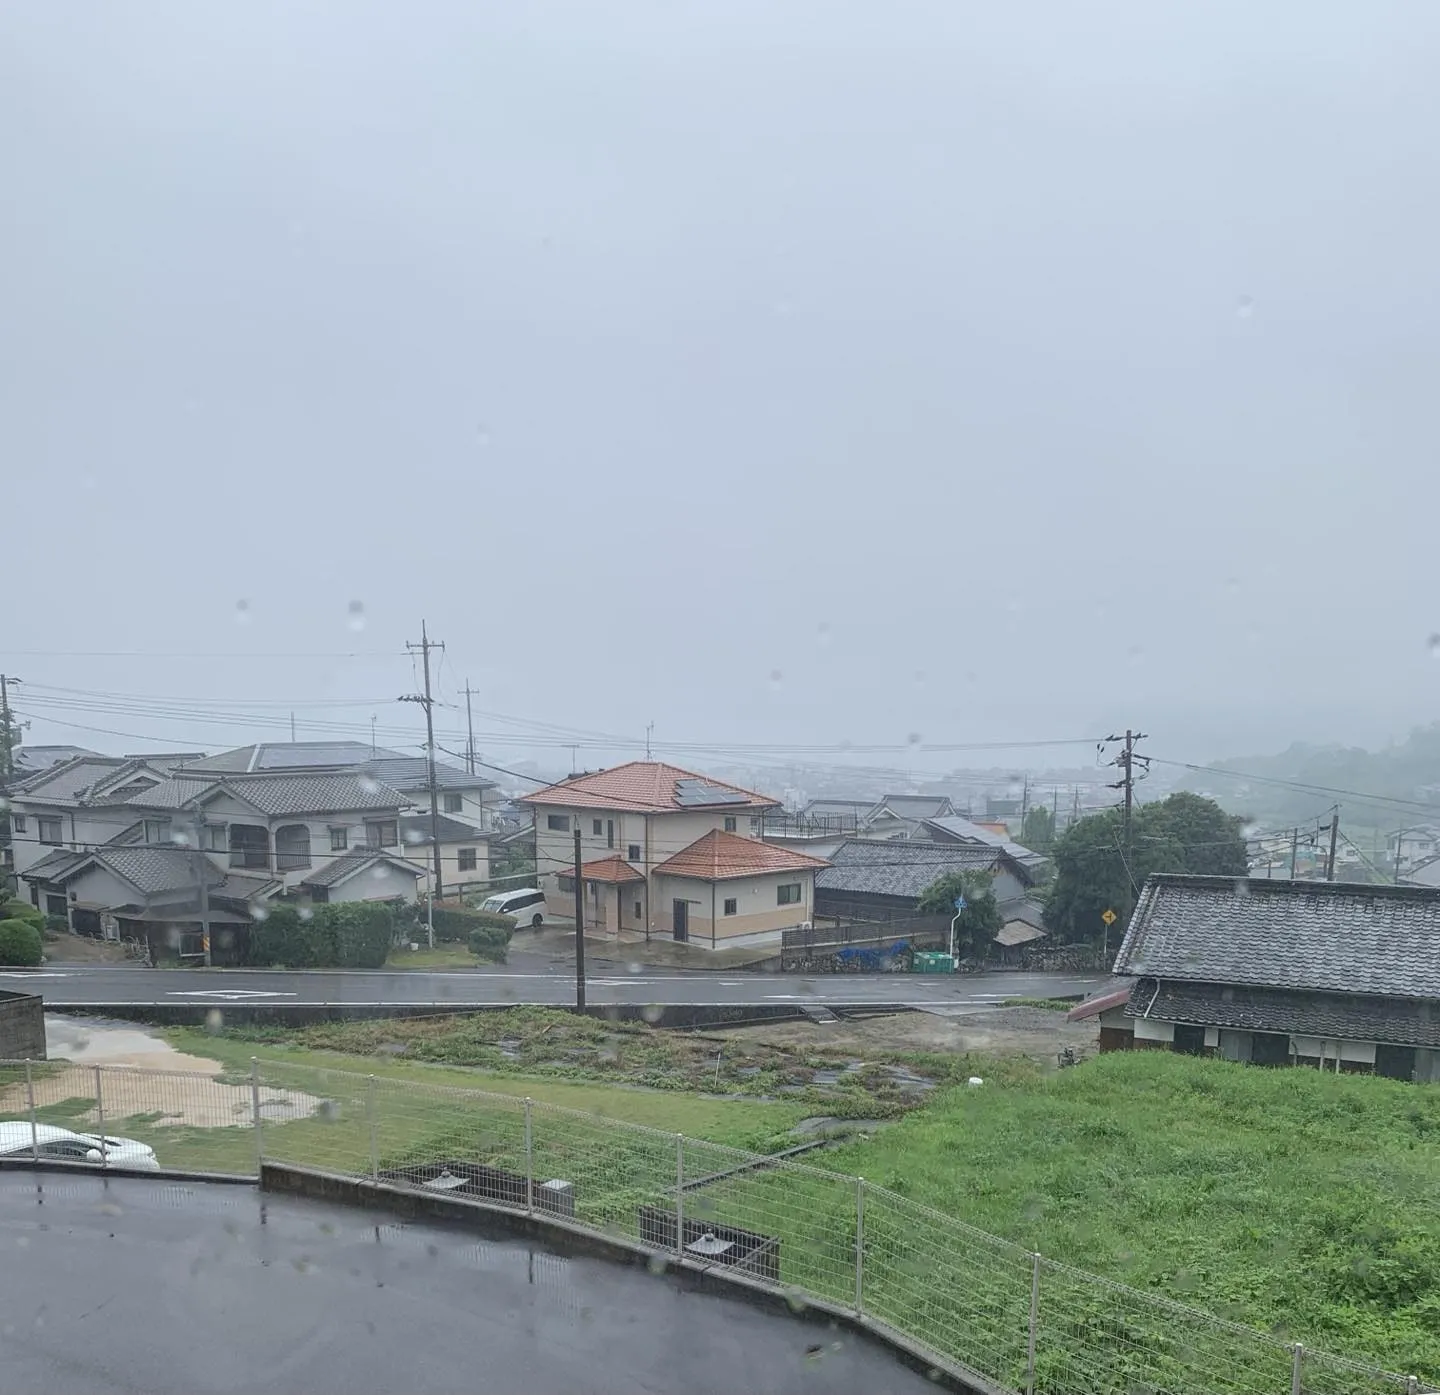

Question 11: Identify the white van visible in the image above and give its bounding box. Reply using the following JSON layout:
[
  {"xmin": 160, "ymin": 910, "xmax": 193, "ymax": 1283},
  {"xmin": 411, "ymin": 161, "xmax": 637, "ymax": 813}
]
[{"xmin": 479, "ymin": 887, "xmax": 553, "ymax": 929}]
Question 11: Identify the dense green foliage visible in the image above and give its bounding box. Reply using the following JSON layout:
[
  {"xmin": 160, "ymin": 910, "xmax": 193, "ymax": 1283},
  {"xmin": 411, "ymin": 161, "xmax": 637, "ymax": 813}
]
[
  {"xmin": 826, "ymin": 1051, "xmax": 1440, "ymax": 1381},
  {"xmin": 2, "ymin": 898, "xmax": 44, "ymax": 930},
  {"xmin": 915, "ymin": 869, "xmax": 1002, "ymax": 955},
  {"xmin": 0, "ymin": 917, "xmax": 43, "ymax": 966},
  {"xmin": 247, "ymin": 901, "xmax": 394, "ymax": 968},
  {"xmin": 1020, "ymin": 804, "xmax": 1055, "ymax": 852},
  {"xmin": 420, "ymin": 903, "xmax": 516, "ymax": 944},
  {"xmin": 1045, "ymin": 792, "xmax": 1247, "ymax": 941},
  {"xmin": 467, "ymin": 924, "xmax": 512, "ymax": 963}
]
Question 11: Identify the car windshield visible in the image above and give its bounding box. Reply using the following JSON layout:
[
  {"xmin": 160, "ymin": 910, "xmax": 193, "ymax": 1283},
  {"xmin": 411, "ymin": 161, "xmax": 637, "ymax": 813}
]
[{"xmin": 3, "ymin": 4, "xmax": 1439, "ymax": 1395}]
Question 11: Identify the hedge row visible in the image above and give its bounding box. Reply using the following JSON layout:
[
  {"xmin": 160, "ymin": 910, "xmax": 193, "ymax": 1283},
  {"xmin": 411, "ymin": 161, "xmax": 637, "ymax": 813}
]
[
  {"xmin": 246, "ymin": 901, "xmax": 394, "ymax": 969},
  {"xmin": 423, "ymin": 903, "xmax": 518, "ymax": 944},
  {"xmin": 0, "ymin": 918, "xmax": 43, "ymax": 967},
  {"xmin": 2, "ymin": 899, "xmax": 44, "ymax": 932}
]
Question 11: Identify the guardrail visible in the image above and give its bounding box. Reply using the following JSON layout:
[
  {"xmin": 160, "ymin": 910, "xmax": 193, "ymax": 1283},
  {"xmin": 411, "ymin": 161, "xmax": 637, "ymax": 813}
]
[{"xmin": 0, "ymin": 1057, "xmax": 1428, "ymax": 1395}]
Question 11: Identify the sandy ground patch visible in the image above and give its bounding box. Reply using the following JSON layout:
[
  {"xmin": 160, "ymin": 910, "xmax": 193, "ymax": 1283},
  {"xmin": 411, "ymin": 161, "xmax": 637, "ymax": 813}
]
[{"xmin": 0, "ymin": 1016, "xmax": 322, "ymax": 1129}]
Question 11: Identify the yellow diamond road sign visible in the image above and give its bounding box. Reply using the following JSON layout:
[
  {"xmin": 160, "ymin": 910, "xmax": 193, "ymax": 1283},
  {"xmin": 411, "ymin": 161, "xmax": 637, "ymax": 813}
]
[{"xmin": 1101, "ymin": 909, "xmax": 1117, "ymax": 926}]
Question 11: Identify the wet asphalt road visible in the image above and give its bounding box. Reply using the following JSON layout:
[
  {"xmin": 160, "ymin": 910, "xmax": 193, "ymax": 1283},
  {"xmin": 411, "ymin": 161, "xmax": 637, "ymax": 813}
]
[
  {"xmin": 0, "ymin": 1171, "xmax": 938, "ymax": 1394},
  {"xmin": 0, "ymin": 962, "xmax": 1101, "ymax": 1008}
]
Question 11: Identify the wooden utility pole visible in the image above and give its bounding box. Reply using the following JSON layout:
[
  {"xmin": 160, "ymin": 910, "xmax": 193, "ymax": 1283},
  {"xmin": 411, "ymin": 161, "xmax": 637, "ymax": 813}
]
[
  {"xmin": 401, "ymin": 622, "xmax": 446, "ymax": 941},
  {"xmin": 1325, "ymin": 812, "xmax": 1340, "ymax": 882},
  {"xmin": 463, "ymin": 680, "xmax": 477, "ymax": 775},
  {"xmin": 573, "ymin": 824, "xmax": 587, "ymax": 1011}
]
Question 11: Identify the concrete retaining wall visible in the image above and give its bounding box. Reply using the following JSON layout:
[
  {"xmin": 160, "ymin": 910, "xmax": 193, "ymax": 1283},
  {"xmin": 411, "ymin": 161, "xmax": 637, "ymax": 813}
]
[{"xmin": 0, "ymin": 991, "xmax": 45, "ymax": 1059}]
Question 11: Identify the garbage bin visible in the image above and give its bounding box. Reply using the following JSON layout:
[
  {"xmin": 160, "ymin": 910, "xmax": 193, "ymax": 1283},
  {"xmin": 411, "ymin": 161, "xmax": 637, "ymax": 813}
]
[{"xmin": 912, "ymin": 951, "xmax": 955, "ymax": 974}]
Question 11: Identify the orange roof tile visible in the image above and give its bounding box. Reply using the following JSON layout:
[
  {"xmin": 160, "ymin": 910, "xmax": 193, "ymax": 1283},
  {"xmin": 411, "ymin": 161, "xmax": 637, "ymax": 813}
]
[
  {"xmin": 520, "ymin": 761, "xmax": 779, "ymax": 814},
  {"xmin": 652, "ymin": 829, "xmax": 830, "ymax": 882},
  {"xmin": 577, "ymin": 854, "xmax": 646, "ymax": 884}
]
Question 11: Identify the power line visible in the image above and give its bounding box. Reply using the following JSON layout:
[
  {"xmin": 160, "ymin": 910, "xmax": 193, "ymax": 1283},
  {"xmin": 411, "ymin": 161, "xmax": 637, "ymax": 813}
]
[{"xmin": 1148, "ymin": 755, "xmax": 1440, "ymax": 818}]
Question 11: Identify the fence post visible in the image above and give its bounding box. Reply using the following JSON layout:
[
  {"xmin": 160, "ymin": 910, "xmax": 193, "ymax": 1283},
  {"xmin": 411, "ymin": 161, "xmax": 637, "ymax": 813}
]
[
  {"xmin": 675, "ymin": 1134, "xmax": 685, "ymax": 1256},
  {"xmin": 250, "ymin": 1058, "xmax": 263, "ymax": 1176},
  {"xmin": 854, "ymin": 1177, "xmax": 865, "ymax": 1314},
  {"xmin": 94, "ymin": 1065, "xmax": 106, "ymax": 1169},
  {"xmin": 367, "ymin": 1076, "xmax": 378, "ymax": 1182},
  {"xmin": 523, "ymin": 1098, "xmax": 534, "ymax": 1216},
  {"xmin": 25, "ymin": 1059, "xmax": 38, "ymax": 1162},
  {"xmin": 1290, "ymin": 1343, "xmax": 1303, "ymax": 1395},
  {"xmin": 1026, "ymin": 1253, "xmax": 1041, "ymax": 1395}
]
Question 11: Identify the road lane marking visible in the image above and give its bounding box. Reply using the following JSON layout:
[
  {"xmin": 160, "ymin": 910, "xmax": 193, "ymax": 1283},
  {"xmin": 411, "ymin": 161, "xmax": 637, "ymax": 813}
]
[
  {"xmin": 0, "ymin": 971, "xmax": 72, "ymax": 978},
  {"xmin": 166, "ymin": 989, "xmax": 298, "ymax": 1000}
]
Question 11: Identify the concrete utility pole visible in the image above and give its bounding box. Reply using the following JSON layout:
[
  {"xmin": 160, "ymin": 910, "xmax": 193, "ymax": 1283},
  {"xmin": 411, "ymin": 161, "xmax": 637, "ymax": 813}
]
[
  {"xmin": 401, "ymin": 621, "xmax": 446, "ymax": 945},
  {"xmin": 1325, "ymin": 812, "xmax": 1340, "ymax": 882},
  {"xmin": 0, "ymin": 674, "xmax": 19, "ymax": 779},
  {"xmin": 1289, "ymin": 826, "xmax": 1299, "ymax": 879},
  {"xmin": 193, "ymin": 808, "xmax": 212, "ymax": 968},
  {"xmin": 1102, "ymin": 728, "xmax": 1149, "ymax": 922},
  {"xmin": 463, "ymin": 680, "xmax": 477, "ymax": 776},
  {"xmin": 572, "ymin": 824, "xmax": 587, "ymax": 1012}
]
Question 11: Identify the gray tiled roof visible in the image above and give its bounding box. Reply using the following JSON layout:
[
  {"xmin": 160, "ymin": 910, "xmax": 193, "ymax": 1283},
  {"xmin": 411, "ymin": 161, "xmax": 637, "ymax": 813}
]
[
  {"xmin": 1126, "ymin": 978, "xmax": 1440, "ymax": 1049},
  {"xmin": 66, "ymin": 846, "xmax": 224, "ymax": 896},
  {"xmin": 122, "ymin": 772, "xmax": 407, "ymax": 817},
  {"xmin": 362, "ymin": 757, "xmax": 493, "ymax": 794},
  {"xmin": 923, "ymin": 815, "xmax": 1047, "ymax": 868},
  {"xmin": 302, "ymin": 849, "xmax": 422, "ymax": 889},
  {"xmin": 11, "ymin": 756, "xmax": 137, "ymax": 803},
  {"xmin": 20, "ymin": 848, "xmax": 88, "ymax": 883},
  {"xmin": 815, "ymin": 840, "xmax": 1008, "ymax": 900},
  {"xmin": 1115, "ymin": 874, "xmax": 1440, "ymax": 1000},
  {"xmin": 11, "ymin": 745, "xmax": 98, "ymax": 777},
  {"xmin": 867, "ymin": 795, "xmax": 958, "ymax": 821},
  {"xmin": 399, "ymin": 813, "xmax": 490, "ymax": 848},
  {"xmin": 182, "ymin": 742, "xmax": 408, "ymax": 773}
]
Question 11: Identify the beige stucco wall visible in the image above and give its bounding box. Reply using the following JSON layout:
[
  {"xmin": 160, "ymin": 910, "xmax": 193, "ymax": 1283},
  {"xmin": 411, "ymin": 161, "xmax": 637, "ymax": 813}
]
[
  {"xmin": 328, "ymin": 861, "xmax": 418, "ymax": 905},
  {"xmin": 10, "ymin": 804, "xmax": 140, "ymax": 878},
  {"xmin": 402, "ymin": 838, "xmax": 491, "ymax": 896},
  {"xmin": 650, "ymin": 869, "xmax": 814, "ymax": 944}
]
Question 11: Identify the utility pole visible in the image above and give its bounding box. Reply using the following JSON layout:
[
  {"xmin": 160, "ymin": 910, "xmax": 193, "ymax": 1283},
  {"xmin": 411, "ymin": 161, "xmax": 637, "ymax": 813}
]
[
  {"xmin": 1019, "ymin": 776, "xmax": 1029, "ymax": 825},
  {"xmin": 401, "ymin": 621, "xmax": 446, "ymax": 944},
  {"xmin": 370, "ymin": 716, "xmax": 377, "ymax": 757},
  {"xmin": 1289, "ymin": 827, "xmax": 1299, "ymax": 880},
  {"xmin": 193, "ymin": 808, "xmax": 212, "ymax": 968},
  {"xmin": 645, "ymin": 722, "xmax": 655, "ymax": 760},
  {"xmin": 463, "ymin": 681, "xmax": 477, "ymax": 775},
  {"xmin": 1325, "ymin": 812, "xmax": 1340, "ymax": 882},
  {"xmin": 0, "ymin": 674, "xmax": 18, "ymax": 779},
  {"xmin": 573, "ymin": 824, "xmax": 587, "ymax": 1011},
  {"xmin": 1102, "ymin": 728, "xmax": 1149, "ymax": 920},
  {"xmin": 290, "ymin": 711, "xmax": 296, "ymax": 742}
]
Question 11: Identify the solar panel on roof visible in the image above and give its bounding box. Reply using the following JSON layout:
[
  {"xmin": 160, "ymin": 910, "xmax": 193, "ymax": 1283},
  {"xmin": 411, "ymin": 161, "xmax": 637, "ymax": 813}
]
[{"xmin": 674, "ymin": 779, "xmax": 749, "ymax": 807}]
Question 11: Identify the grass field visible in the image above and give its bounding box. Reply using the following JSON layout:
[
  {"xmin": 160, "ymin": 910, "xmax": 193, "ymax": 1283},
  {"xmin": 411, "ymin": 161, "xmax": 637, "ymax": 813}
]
[{"xmin": 818, "ymin": 1050, "xmax": 1440, "ymax": 1381}]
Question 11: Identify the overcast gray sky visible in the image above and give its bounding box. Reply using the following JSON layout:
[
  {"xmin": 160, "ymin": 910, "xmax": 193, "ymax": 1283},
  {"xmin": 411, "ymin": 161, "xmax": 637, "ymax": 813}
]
[{"xmin": 3, "ymin": 1, "xmax": 1438, "ymax": 777}]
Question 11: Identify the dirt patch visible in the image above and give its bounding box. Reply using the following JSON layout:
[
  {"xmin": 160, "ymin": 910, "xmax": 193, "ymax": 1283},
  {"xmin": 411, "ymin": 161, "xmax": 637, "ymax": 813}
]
[
  {"xmin": 42, "ymin": 934, "xmax": 133, "ymax": 965},
  {"xmin": 727, "ymin": 1006, "xmax": 1099, "ymax": 1062}
]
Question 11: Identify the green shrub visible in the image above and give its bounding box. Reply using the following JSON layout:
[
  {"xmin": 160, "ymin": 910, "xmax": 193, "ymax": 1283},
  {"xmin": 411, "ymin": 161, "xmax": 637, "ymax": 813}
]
[
  {"xmin": 44, "ymin": 915, "xmax": 70, "ymax": 936},
  {"xmin": 2, "ymin": 899, "xmax": 44, "ymax": 931},
  {"xmin": 0, "ymin": 918, "xmax": 43, "ymax": 967},
  {"xmin": 424, "ymin": 903, "xmax": 516, "ymax": 943},
  {"xmin": 246, "ymin": 900, "xmax": 395, "ymax": 968},
  {"xmin": 468, "ymin": 922, "xmax": 513, "ymax": 964}
]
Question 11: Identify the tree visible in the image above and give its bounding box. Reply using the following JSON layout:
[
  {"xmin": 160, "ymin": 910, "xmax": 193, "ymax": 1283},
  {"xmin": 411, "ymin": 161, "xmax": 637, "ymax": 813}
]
[
  {"xmin": 0, "ymin": 703, "xmax": 21, "ymax": 781},
  {"xmin": 1044, "ymin": 793, "xmax": 1247, "ymax": 944},
  {"xmin": 916, "ymin": 869, "xmax": 1003, "ymax": 958},
  {"xmin": 1020, "ymin": 805, "xmax": 1054, "ymax": 853}
]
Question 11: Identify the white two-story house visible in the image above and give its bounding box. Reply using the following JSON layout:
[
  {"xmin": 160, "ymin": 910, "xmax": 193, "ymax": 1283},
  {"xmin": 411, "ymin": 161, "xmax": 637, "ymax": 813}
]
[{"xmin": 520, "ymin": 762, "xmax": 828, "ymax": 946}]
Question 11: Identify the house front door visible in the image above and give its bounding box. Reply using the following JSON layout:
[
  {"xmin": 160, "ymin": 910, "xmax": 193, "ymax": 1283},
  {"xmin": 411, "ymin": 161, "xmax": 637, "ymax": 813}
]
[{"xmin": 672, "ymin": 900, "xmax": 688, "ymax": 942}]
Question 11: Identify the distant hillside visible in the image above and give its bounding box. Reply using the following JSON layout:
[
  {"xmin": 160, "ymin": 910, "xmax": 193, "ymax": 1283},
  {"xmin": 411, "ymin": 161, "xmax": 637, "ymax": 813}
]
[{"xmin": 1181, "ymin": 724, "xmax": 1440, "ymax": 827}]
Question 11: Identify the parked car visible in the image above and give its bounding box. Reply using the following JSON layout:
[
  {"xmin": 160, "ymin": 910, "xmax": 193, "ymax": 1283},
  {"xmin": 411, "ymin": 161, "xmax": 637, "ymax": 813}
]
[
  {"xmin": 0, "ymin": 1121, "xmax": 160, "ymax": 1170},
  {"xmin": 478, "ymin": 887, "xmax": 553, "ymax": 929}
]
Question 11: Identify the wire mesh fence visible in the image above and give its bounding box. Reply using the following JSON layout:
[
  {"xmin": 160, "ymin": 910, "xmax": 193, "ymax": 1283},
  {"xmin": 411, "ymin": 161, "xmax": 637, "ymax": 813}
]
[{"xmin": 0, "ymin": 1057, "xmax": 1429, "ymax": 1395}]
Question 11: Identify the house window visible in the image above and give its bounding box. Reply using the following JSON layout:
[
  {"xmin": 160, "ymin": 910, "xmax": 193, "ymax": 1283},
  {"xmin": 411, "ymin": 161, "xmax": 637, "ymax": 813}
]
[
  {"xmin": 310, "ymin": 887, "xmax": 329, "ymax": 904},
  {"xmin": 592, "ymin": 819, "xmax": 603, "ymax": 836},
  {"xmin": 634, "ymin": 901, "xmax": 642, "ymax": 920},
  {"xmin": 443, "ymin": 793, "xmax": 463, "ymax": 814},
  {"xmin": 457, "ymin": 848, "xmax": 478, "ymax": 872},
  {"xmin": 37, "ymin": 816, "xmax": 63, "ymax": 847},
  {"xmin": 547, "ymin": 814, "xmax": 570, "ymax": 832},
  {"xmin": 207, "ymin": 824, "xmax": 228, "ymax": 852},
  {"xmin": 275, "ymin": 824, "xmax": 312, "ymax": 872},
  {"xmin": 627, "ymin": 844, "xmax": 641, "ymax": 861},
  {"xmin": 365, "ymin": 820, "xmax": 398, "ymax": 849},
  {"xmin": 607, "ymin": 820, "xmax": 614, "ymax": 848},
  {"xmin": 724, "ymin": 816, "xmax": 737, "ymax": 833},
  {"xmin": 777, "ymin": 883, "xmax": 802, "ymax": 906},
  {"xmin": 45, "ymin": 894, "xmax": 67, "ymax": 919},
  {"xmin": 329, "ymin": 827, "xmax": 349, "ymax": 852},
  {"xmin": 144, "ymin": 819, "xmax": 171, "ymax": 845},
  {"xmin": 11, "ymin": 815, "xmax": 24, "ymax": 833},
  {"xmin": 557, "ymin": 874, "xmax": 575, "ymax": 893},
  {"xmin": 723, "ymin": 897, "xmax": 738, "ymax": 916},
  {"xmin": 749, "ymin": 817, "xmax": 760, "ymax": 833}
]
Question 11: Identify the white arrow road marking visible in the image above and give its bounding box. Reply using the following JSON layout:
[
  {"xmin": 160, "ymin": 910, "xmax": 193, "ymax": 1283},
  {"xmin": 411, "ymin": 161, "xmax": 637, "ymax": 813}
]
[
  {"xmin": 0, "ymin": 971, "xmax": 72, "ymax": 978},
  {"xmin": 166, "ymin": 989, "xmax": 297, "ymax": 1000}
]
